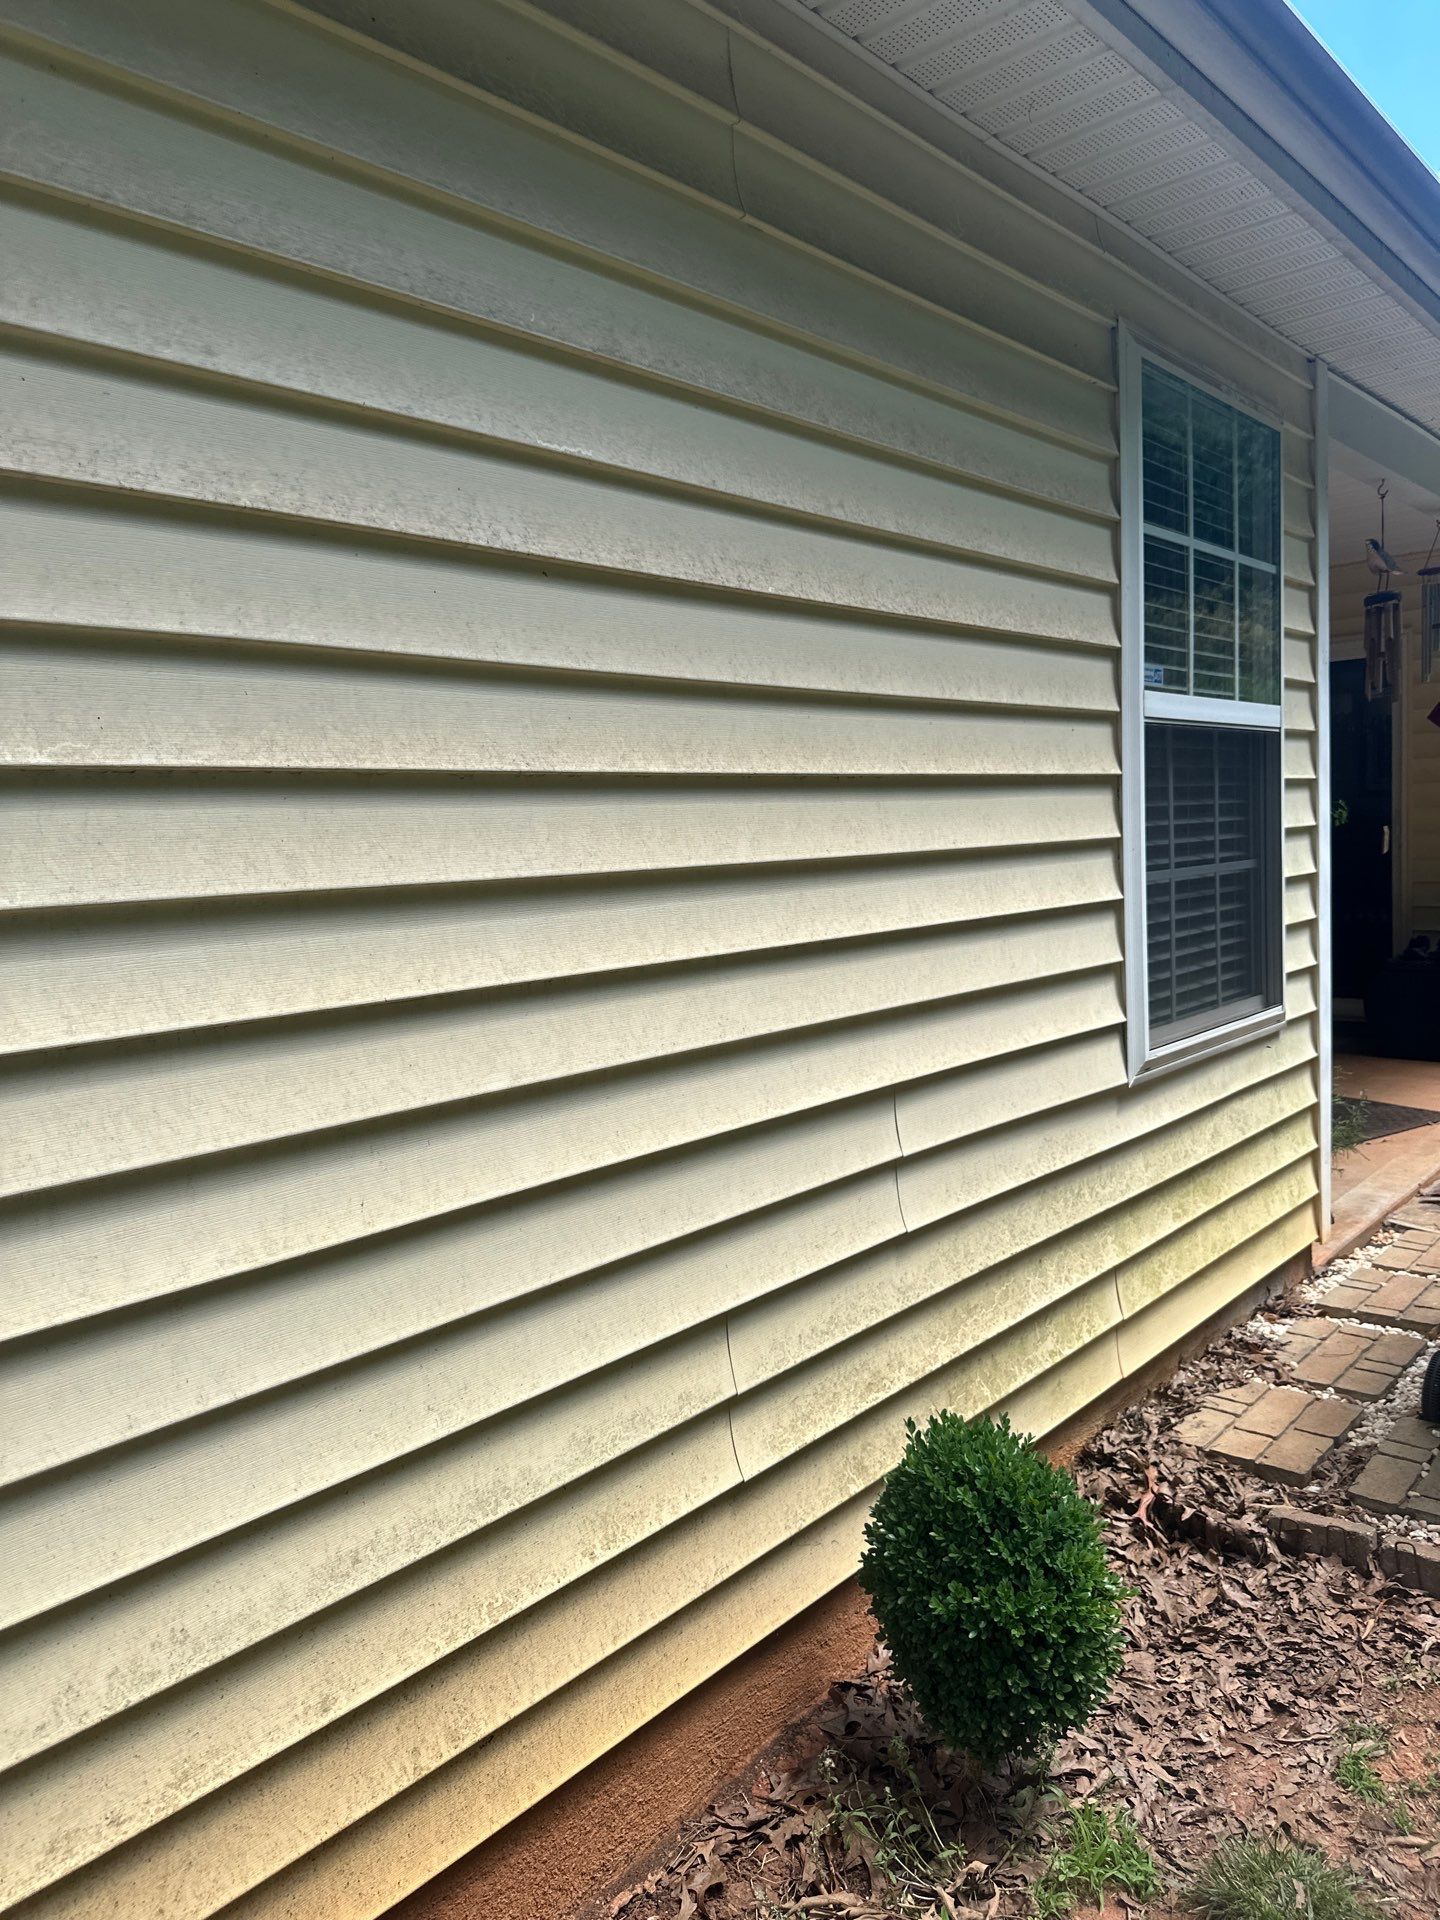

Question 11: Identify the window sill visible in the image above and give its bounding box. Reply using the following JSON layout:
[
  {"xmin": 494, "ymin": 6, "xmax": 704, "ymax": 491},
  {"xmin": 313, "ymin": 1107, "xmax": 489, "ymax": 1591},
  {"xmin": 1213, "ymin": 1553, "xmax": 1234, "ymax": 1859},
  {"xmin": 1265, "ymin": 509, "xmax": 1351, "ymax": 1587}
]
[{"xmin": 1128, "ymin": 1004, "xmax": 1287, "ymax": 1085}]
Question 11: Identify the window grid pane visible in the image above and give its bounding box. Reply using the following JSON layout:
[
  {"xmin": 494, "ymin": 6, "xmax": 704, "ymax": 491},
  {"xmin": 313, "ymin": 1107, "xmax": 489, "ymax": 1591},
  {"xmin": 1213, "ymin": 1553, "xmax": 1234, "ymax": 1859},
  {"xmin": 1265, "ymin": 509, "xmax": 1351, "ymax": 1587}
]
[
  {"xmin": 1143, "ymin": 533, "xmax": 1190, "ymax": 690},
  {"xmin": 1192, "ymin": 551, "xmax": 1237, "ymax": 697},
  {"xmin": 1140, "ymin": 364, "xmax": 1280, "ymax": 705},
  {"xmin": 1142, "ymin": 363, "xmax": 1189, "ymax": 534}
]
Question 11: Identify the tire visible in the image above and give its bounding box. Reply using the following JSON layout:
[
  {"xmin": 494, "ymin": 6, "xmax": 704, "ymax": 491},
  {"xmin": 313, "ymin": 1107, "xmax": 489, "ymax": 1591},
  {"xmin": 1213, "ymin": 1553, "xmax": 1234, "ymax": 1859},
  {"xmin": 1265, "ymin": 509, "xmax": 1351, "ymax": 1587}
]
[{"xmin": 1423, "ymin": 1350, "xmax": 1440, "ymax": 1426}]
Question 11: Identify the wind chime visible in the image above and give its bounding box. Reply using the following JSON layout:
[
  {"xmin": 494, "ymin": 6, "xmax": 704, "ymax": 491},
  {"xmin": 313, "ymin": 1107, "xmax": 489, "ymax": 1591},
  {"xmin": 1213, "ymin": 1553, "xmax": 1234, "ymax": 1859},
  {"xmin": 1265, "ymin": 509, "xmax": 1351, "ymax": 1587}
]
[
  {"xmin": 1363, "ymin": 480, "xmax": 1402, "ymax": 701},
  {"xmin": 1421, "ymin": 517, "xmax": 1440, "ymax": 684}
]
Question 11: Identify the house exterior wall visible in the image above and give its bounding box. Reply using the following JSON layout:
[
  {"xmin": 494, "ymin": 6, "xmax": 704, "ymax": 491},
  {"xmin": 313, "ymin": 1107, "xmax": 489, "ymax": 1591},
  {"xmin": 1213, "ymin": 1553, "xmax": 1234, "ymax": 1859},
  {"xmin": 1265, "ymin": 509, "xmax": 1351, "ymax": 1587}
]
[
  {"xmin": 1331, "ymin": 552, "xmax": 1439, "ymax": 943},
  {"xmin": 0, "ymin": 1, "xmax": 1322, "ymax": 1915}
]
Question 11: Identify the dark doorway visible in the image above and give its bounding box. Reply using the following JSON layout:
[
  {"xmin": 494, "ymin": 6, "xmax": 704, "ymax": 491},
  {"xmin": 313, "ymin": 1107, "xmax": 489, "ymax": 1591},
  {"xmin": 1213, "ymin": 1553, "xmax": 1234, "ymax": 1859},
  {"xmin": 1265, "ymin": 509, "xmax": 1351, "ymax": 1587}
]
[{"xmin": 1329, "ymin": 658, "xmax": 1393, "ymax": 1004}]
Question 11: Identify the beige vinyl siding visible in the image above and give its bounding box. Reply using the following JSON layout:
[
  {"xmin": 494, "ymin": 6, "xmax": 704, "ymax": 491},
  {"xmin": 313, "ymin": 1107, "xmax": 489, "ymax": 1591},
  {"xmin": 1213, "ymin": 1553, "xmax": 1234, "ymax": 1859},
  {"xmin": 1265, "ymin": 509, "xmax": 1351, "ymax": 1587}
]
[
  {"xmin": 0, "ymin": 1, "xmax": 1321, "ymax": 1915},
  {"xmin": 1330, "ymin": 552, "xmax": 1439, "ymax": 941}
]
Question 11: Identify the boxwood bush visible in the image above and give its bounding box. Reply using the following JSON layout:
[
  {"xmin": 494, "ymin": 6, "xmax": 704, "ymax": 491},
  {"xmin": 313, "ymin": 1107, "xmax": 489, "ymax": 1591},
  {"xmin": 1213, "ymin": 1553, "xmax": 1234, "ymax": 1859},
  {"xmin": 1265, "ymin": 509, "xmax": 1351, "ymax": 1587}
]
[{"xmin": 859, "ymin": 1411, "xmax": 1125, "ymax": 1766}]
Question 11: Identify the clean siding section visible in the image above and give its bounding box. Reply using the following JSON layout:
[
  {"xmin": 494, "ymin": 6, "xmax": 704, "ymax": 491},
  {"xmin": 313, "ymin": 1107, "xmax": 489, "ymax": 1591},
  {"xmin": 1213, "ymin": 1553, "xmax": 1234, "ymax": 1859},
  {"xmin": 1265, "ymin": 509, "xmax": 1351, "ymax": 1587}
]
[{"xmin": 0, "ymin": 1, "xmax": 1321, "ymax": 1915}]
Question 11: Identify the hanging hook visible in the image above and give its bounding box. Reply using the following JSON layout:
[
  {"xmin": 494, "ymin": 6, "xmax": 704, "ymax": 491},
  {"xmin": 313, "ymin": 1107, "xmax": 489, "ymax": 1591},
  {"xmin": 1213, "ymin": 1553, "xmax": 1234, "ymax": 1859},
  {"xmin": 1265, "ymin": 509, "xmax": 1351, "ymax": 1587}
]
[{"xmin": 1377, "ymin": 478, "xmax": 1389, "ymax": 549}]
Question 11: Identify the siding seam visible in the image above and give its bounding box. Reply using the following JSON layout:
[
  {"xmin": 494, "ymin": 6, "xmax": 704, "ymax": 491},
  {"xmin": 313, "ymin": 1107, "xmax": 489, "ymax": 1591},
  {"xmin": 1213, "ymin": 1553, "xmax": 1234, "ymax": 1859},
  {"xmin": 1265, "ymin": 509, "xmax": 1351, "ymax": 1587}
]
[
  {"xmin": 720, "ymin": 1316, "xmax": 746, "ymax": 1484},
  {"xmin": 722, "ymin": 28, "xmax": 744, "ymax": 216},
  {"xmin": 1109, "ymin": 1270, "xmax": 1128, "ymax": 1370},
  {"xmin": 890, "ymin": 1089, "xmax": 911, "ymax": 1234}
]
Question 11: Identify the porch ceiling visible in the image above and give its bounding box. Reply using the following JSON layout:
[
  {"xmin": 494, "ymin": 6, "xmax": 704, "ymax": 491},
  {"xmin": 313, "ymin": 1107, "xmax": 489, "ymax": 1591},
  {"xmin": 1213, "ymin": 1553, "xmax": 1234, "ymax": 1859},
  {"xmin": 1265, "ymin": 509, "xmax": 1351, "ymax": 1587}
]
[
  {"xmin": 790, "ymin": 0, "xmax": 1440, "ymax": 434},
  {"xmin": 1329, "ymin": 448, "xmax": 1440, "ymax": 566}
]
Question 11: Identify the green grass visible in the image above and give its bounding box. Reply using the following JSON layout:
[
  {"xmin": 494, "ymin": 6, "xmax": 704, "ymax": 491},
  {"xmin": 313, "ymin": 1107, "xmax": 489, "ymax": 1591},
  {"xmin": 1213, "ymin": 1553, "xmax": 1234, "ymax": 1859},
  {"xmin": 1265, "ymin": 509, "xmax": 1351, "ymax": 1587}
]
[
  {"xmin": 1334, "ymin": 1725, "xmax": 1412, "ymax": 1831},
  {"xmin": 1031, "ymin": 1803, "xmax": 1162, "ymax": 1918},
  {"xmin": 1331, "ymin": 1093, "xmax": 1371, "ymax": 1157},
  {"xmin": 1182, "ymin": 1835, "xmax": 1379, "ymax": 1920},
  {"xmin": 1334, "ymin": 1726, "xmax": 1388, "ymax": 1805}
]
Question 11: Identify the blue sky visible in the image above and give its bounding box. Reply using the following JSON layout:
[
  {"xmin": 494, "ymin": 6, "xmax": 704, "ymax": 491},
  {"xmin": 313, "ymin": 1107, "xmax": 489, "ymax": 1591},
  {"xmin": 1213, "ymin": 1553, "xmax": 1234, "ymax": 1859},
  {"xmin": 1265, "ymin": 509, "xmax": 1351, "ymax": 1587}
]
[{"xmin": 1287, "ymin": 1, "xmax": 1440, "ymax": 174}]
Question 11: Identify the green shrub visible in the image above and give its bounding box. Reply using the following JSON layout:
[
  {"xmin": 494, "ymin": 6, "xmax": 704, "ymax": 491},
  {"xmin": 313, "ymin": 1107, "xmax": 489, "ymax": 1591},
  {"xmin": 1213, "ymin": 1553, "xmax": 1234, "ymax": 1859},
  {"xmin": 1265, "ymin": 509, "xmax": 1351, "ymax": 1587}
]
[
  {"xmin": 859, "ymin": 1412, "xmax": 1126, "ymax": 1766},
  {"xmin": 1183, "ymin": 1835, "xmax": 1378, "ymax": 1920}
]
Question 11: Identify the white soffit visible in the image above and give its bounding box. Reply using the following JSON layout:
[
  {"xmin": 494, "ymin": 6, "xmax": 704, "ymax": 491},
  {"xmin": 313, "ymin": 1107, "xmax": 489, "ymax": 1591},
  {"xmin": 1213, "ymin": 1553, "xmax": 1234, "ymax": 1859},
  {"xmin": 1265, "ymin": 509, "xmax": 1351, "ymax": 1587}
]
[{"xmin": 796, "ymin": 0, "xmax": 1440, "ymax": 433}]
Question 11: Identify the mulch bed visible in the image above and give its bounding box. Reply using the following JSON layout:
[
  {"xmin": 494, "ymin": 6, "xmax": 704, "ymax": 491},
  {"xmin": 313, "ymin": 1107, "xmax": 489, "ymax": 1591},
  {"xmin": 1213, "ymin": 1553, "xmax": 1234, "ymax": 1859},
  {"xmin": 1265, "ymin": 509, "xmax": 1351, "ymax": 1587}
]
[{"xmin": 606, "ymin": 1306, "xmax": 1440, "ymax": 1920}]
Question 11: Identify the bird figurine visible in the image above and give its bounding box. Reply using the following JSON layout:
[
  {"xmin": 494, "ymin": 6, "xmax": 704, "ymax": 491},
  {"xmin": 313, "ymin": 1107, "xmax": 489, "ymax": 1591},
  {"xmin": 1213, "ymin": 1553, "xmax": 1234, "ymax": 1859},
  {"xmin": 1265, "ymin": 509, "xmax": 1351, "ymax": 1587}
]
[{"xmin": 1366, "ymin": 536, "xmax": 1403, "ymax": 576}]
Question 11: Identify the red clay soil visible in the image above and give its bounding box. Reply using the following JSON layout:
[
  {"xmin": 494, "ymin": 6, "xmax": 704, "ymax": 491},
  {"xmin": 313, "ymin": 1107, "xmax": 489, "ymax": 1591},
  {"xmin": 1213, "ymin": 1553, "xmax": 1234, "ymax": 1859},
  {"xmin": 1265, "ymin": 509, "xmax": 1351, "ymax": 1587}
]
[{"xmin": 387, "ymin": 1585, "xmax": 876, "ymax": 1920}]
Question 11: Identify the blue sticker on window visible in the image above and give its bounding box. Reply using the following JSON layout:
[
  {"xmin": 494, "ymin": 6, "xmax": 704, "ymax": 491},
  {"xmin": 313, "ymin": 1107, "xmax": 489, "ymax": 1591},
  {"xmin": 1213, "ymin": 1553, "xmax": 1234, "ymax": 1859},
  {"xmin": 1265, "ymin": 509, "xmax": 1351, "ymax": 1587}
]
[{"xmin": 1143, "ymin": 664, "xmax": 1166, "ymax": 687}]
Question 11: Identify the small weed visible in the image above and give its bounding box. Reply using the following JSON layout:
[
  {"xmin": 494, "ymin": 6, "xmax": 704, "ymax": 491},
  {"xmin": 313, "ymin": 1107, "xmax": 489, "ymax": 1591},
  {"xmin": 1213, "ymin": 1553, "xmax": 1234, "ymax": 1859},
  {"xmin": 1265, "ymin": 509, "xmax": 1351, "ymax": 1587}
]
[
  {"xmin": 1378, "ymin": 1656, "xmax": 1423, "ymax": 1695},
  {"xmin": 1334, "ymin": 1727, "xmax": 1388, "ymax": 1805},
  {"xmin": 1031, "ymin": 1802, "xmax": 1161, "ymax": 1918},
  {"xmin": 1182, "ymin": 1834, "xmax": 1378, "ymax": 1920},
  {"xmin": 1332, "ymin": 1093, "xmax": 1371, "ymax": 1157},
  {"xmin": 818, "ymin": 1738, "xmax": 966, "ymax": 1911},
  {"xmin": 1334, "ymin": 1726, "xmax": 1411, "ymax": 1832}
]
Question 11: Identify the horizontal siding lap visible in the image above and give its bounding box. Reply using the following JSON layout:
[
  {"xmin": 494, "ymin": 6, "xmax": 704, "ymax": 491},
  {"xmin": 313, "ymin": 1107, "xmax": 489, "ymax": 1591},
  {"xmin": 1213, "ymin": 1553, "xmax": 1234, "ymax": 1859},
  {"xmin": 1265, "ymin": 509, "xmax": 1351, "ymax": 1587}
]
[
  {"xmin": 0, "ymin": 0, "xmax": 1323, "ymax": 1913},
  {"xmin": 0, "ymin": 501, "xmax": 1121, "ymax": 703},
  {"xmin": 1, "ymin": 844, "xmax": 1123, "ymax": 1054},
  {"xmin": 4, "ymin": 778, "xmax": 1122, "ymax": 909},
  {"xmin": 2, "ymin": 972, "xmax": 1126, "ymax": 1341},
  {"xmin": 11, "ymin": 1122, "xmax": 1321, "ymax": 1892},
  {"xmin": 0, "ymin": 346, "xmax": 1118, "ymax": 628},
  {"xmin": 0, "ymin": 196, "xmax": 1119, "ymax": 528},
  {"xmin": 0, "ymin": 1047, "xmax": 1313, "ymax": 1750},
  {"xmin": 0, "ymin": 1337, "xmax": 741, "ymax": 1768},
  {"xmin": 4, "ymin": 640, "xmax": 1118, "ymax": 777},
  {"xmin": 6, "ymin": 1159, "xmax": 1315, "ymax": 1918},
  {"xmin": 0, "ymin": 32, "xmax": 1118, "ymax": 452},
  {"xmin": 1, "ymin": 909, "xmax": 1124, "ymax": 1203},
  {"xmin": 222, "ymin": 1196, "xmax": 1314, "ymax": 1920}
]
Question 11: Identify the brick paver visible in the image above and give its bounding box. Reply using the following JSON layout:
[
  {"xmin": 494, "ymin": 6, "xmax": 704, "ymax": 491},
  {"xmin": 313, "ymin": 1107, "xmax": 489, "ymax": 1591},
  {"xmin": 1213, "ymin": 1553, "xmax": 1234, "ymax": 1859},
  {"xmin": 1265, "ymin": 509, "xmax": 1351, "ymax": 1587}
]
[
  {"xmin": 1350, "ymin": 1415, "xmax": 1440, "ymax": 1518},
  {"xmin": 1176, "ymin": 1382, "xmax": 1360, "ymax": 1486},
  {"xmin": 1265, "ymin": 1503, "xmax": 1440, "ymax": 1594},
  {"xmin": 1277, "ymin": 1321, "xmax": 1425, "ymax": 1399},
  {"xmin": 1372, "ymin": 1224, "xmax": 1440, "ymax": 1274},
  {"xmin": 1387, "ymin": 1199, "xmax": 1440, "ymax": 1232},
  {"xmin": 1315, "ymin": 1268, "xmax": 1440, "ymax": 1335}
]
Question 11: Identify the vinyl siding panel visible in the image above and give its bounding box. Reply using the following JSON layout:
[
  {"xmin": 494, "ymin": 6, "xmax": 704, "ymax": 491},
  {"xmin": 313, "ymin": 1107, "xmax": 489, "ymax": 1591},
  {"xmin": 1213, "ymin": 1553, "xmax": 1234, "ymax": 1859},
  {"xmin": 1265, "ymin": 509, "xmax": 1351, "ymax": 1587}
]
[{"xmin": 0, "ymin": 1, "xmax": 1321, "ymax": 1915}]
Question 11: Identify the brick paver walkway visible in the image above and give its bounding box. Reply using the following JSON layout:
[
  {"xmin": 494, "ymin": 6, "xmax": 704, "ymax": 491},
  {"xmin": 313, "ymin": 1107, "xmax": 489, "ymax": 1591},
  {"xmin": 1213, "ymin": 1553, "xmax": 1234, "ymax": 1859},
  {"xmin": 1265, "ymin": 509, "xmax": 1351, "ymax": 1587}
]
[
  {"xmin": 1386, "ymin": 1196, "xmax": 1440, "ymax": 1232},
  {"xmin": 1176, "ymin": 1382, "xmax": 1359, "ymax": 1486},
  {"xmin": 1179, "ymin": 1200, "xmax": 1439, "ymax": 1533},
  {"xmin": 1316, "ymin": 1268, "xmax": 1440, "ymax": 1335},
  {"xmin": 1372, "ymin": 1224, "xmax": 1440, "ymax": 1273},
  {"xmin": 1350, "ymin": 1416, "xmax": 1440, "ymax": 1520},
  {"xmin": 1277, "ymin": 1320, "xmax": 1424, "ymax": 1399}
]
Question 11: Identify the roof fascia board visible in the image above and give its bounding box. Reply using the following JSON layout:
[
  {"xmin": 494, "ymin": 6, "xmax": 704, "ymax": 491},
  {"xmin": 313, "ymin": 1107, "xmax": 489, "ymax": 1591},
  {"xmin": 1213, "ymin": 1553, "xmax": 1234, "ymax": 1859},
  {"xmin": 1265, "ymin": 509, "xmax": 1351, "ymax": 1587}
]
[
  {"xmin": 1328, "ymin": 374, "xmax": 1440, "ymax": 500},
  {"xmin": 1066, "ymin": 0, "xmax": 1440, "ymax": 327}
]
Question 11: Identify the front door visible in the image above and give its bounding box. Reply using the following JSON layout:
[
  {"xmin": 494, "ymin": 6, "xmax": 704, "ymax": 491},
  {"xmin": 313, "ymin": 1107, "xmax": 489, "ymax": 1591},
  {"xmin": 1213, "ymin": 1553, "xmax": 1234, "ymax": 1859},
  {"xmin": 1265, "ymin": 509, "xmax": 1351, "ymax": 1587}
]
[{"xmin": 1329, "ymin": 658, "xmax": 1394, "ymax": 1001}]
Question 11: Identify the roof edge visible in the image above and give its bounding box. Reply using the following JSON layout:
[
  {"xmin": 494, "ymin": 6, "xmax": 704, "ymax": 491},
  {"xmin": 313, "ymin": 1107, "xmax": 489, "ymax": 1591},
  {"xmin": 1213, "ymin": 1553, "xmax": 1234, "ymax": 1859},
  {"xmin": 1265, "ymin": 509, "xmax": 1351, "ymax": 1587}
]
[{"xmin": 1069, "ymin": 0, "xmax": 1440, "ymax": 326}]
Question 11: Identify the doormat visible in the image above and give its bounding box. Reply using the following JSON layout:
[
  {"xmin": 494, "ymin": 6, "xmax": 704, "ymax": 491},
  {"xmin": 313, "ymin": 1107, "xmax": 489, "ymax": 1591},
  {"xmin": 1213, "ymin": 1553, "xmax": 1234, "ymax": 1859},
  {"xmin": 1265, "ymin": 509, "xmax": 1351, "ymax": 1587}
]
[{"xmin": 1351, "ymin": 1099, "xmax": 1440, "ymax": 1144}]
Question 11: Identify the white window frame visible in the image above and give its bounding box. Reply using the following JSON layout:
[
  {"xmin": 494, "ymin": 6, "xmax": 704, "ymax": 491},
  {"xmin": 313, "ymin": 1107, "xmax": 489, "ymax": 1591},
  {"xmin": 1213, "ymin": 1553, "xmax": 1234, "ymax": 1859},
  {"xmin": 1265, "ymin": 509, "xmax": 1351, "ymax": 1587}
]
[{"xmin": 1119, "ymin": 324, "xmax": 1287, "ymax": 1083}]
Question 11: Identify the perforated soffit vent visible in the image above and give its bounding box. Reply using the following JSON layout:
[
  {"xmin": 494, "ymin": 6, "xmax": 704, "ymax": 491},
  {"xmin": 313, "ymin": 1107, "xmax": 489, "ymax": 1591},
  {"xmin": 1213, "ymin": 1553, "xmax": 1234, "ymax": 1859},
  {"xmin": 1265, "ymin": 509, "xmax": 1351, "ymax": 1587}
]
[{"xmin": 798, "ymin": 0, "xmax": 1440, "ymax": 435}]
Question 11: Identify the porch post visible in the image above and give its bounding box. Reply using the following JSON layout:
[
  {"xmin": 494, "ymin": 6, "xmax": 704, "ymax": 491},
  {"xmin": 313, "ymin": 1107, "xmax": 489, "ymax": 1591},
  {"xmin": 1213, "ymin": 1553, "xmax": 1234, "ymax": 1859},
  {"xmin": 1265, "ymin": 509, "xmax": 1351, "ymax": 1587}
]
[{"xmin": 1313, "ymin": 358, "xmax": 1333, "ymax": 1235}]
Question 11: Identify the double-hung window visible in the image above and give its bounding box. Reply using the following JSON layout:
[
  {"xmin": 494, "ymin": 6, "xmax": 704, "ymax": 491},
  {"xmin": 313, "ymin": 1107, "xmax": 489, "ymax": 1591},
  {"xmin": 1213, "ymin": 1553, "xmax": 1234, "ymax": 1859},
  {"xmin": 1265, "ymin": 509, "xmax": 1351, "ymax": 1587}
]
[{"xmin": 1120, "ymin": 332, "xmax": 1285, "ymax": 1077}]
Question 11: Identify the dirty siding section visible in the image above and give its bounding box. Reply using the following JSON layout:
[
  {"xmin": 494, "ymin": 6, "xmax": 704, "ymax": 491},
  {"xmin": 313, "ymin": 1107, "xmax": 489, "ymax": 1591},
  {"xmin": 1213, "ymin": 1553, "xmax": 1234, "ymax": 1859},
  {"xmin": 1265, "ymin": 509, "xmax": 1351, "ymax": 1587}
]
[
  {"xmin": 0, "ymin": 0, "xmax": 1321, "ymax": 1915},
  {"xmin": 1331, "ymin": 552, "xmax": 1440, "ymax": 941}
]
